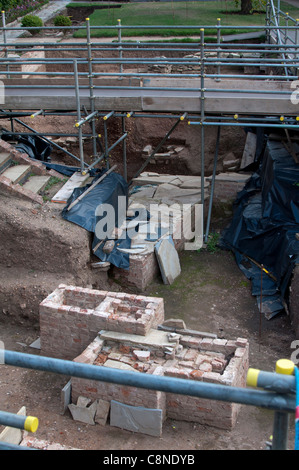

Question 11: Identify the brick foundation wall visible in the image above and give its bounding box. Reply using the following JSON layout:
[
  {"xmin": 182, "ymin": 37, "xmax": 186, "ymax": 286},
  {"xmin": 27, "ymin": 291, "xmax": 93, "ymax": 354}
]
[
  {"xmin": 165, "ymin": 339, "xmax": 249, "ymax": 429},
  {"xmin": 111, "ymin": 252, "xmax": 160, "ymax": 292},
  {"xmin": 39, "ymin": 285, "xmax": 164, "ymax": 360},
  {"xmin": 112, "ymin": 204, "xmax": 199, "ymax": 291},
  {"xmin": 71, "ymin": 330, "xmax": 249, "ymax": 430},
  {"xmin": 39, "ymin": 285, "xmax": 249, "ymax": 430},
  {"xmin": 72, "ymin": 338, "xmax": 167, "ymax": 419}
]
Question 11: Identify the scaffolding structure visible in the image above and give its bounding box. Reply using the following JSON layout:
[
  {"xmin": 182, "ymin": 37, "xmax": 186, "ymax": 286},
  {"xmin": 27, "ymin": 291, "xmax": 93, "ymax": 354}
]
[
  {"xmin": 0, "ymin": 0, "xmax": 297, "ymax": 241},
  {"xmin": 0, "ymin": 349, "xmax": 297, "ymax": 450},
  {"xmin": 0, "ymin": 4, "xmax": 298, "ymax": 450}
]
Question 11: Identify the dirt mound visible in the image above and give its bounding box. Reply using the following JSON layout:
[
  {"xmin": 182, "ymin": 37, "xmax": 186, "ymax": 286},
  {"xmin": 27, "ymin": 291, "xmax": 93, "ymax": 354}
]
[{"xmin": 0, "ymin": 194, "xmax": 110, "ymax": 324}]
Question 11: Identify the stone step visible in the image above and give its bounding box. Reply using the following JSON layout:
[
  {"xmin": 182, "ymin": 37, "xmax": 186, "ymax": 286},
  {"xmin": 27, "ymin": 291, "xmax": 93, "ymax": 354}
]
[
  {"xmin": 2, "ymin": 164, "xmax": 31, "ymax": 184},
  {"xmin": 22, "ymin": 175, "xmax": 51, "ymax": 194},
  {"xmin": 0, "ymin": 152, "xmax": 12, "ymax": 173}
]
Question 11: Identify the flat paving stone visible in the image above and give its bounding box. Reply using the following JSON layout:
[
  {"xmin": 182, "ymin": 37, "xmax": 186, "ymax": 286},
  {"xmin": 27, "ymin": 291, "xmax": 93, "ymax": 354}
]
[
  {"xmin": 155, "ymin": 237, "xmax": 181, "ymax": 285},
  {"xmin": 110, "ymin": 400, "xmax": 163, "ymax": 437}
]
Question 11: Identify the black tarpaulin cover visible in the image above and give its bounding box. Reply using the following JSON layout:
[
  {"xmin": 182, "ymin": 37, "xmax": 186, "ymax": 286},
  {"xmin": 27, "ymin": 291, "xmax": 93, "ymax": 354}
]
[
  {"xmin": 220, "ymin": 139, "xmax": 299, "ymax": 319},
  {"xmin": 1, "ymin": 133, "xmax": 52, "ymax": 162},
  {"xmin": 62, "ymin": 170, "xmax": 130, "ymax": 269}
]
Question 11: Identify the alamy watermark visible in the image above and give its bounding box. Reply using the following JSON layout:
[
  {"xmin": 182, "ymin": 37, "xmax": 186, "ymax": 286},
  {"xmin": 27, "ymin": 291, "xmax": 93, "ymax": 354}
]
[
  {"xmin": 0, "ymin": 340, "xmax": 4, "ymax": 364},
  {"xmin": 290, "ymin": 340, "xmax": 299, "ymax": 365},
  {"xmin": 0, "ymin": 80, "xmax": 4, "ymax": 105},
  {"xmin": 291, "ymin": 80, "xmax": 299, "ymax": 105},
  {"xmin": 94, "ymin": 196, "xmax": 203, "ymax": 250}
]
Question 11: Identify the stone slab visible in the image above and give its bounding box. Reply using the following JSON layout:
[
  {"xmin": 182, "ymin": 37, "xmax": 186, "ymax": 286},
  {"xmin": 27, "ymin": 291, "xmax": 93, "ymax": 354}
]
[
  {"xmin": 95, "ymin": 399, "xmax": 110, "ymax": 426},
  {"xmin": 178, "ymin": 177, "xmax": 209, "ymax": 189},
  {"xmin": 29, "ymin": 338, "xmax": 41, "ymax": 349},
  {"xmin": 162, "ymin": 318, "xmax": 187, "ymax": 329},
  {"xmin": 110, "ymin": 400, "xmax": 163, "ymax": 437},
  {"xmin": 206, "ymin": 172, "xmax": 251, "ymax": 183},
  {"xmin": 103, "ymin": 359, "xmax": 138, "ymax": 372},
  {"xmin": 61, "ymin": 380, "xmax": 71, "ymax": 415},
  {"xmin": 23, "ymin": 175, "xmax": 50, "ymax": 194},
  {"xmin": 154, "ymin": 183, "xmax": 203, "ymax": 204},
  {"xmin": 133, "ymin": 349, "xmax": 151, "ymax": 362},
  {"xmin": 131, "ymin": 186, "xmax": 157, "ymax": 199},
  {"xmin": 77, "ymin": 396, "xmax": 91, "ymax": 408},
  {"xmin": 99, "ymin": 329, "xmax": 174, "ymax": 350},
  {"xmin": 155, "ymin": 237, "xmax": 181, "ymax": 285},
  {"xmin": 241, "ymin": 132, "xmax": 257, "ymax": 170},
  {"xmin": 68, "ymin": 400, "xmax": 97, "ymax": 425},
  {"xmin": 132, "ymin": 174, "xmax": 182, "ymax": 186},
  {"xmin": 0, "ymin": 152, "xmax": 11, "ymax": 171},
  {"xmin": 2, "ymin": 164, "xmax": 31, "ymax": 184}
]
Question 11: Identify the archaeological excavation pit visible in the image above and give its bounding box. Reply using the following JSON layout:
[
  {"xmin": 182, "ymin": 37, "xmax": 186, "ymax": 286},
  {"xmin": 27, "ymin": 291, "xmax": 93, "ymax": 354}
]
[
  {"xmin": 0, "ymin": 3, "xmax": 298, "ymax": 450},
  {"xmin": 39, "ymin": 284, "xmax": 249, "ymax": 436}
]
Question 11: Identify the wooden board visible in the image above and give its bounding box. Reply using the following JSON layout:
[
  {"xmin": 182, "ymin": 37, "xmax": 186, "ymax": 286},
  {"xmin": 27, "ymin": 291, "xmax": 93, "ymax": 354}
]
[{"xmin": 51, "ymin": 172, "xmax": 92, "ymax": 204}]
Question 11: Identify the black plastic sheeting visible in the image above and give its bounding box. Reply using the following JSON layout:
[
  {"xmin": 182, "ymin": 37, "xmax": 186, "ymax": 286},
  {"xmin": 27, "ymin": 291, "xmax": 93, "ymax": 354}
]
[
  {"xmin": 1, "ymin": 133, "xmax": 105, "ymax": 178},
  {"xmin": 44, "ymin": 163, "xmax": 101, "ymax": 178},
  {"xmin": 220, "ymin": 139, "xmax": 299, "ymax": 319},
  {"xmin": 61, "ymin": 170, "xmax": 131, "ymax": 269},
  {"xmin": 43, "ymin": 163, "xmax": 84, "ymax": 177},
  {"xmin": 1, "ymin": 133, "xmax": 52, "ymax": 162}
]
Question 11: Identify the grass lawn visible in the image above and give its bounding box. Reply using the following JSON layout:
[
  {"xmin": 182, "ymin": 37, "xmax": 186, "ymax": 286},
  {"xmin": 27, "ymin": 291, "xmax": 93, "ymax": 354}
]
[{"xmin": 68, "ymin": 1, "xmax": 299, "ymax": 39}]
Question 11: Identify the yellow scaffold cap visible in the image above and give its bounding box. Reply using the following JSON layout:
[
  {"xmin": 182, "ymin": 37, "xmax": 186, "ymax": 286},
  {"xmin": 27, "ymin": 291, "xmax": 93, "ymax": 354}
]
[
  {"xmin": 24, "ymin": 416, "xmax": 39, "ymax": 433},
  {"xmin": 246, "ymin": 368, "xmax": 260, "ymax": 387},
  {"xmin": 275, "ymin": 359, "xmax": 295, "ymax": 375}
]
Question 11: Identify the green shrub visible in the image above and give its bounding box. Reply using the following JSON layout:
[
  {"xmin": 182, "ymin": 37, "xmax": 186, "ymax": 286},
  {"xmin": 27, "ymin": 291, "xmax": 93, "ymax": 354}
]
[
  {"xmin": 54, "ymin": 14, "xmax": 72, "ymax": 28},
  {"xmin": 21, "ymin": 14, "xmax": 43, "ymax": 35}
]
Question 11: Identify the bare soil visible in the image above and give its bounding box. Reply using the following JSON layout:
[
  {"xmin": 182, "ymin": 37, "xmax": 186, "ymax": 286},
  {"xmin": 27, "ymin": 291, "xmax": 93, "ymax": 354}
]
[
  {"xmin": 0, "ymin": 247, "xmax": 296, "ymax": 451},
  {"xmin": 0, "ymin": 9, "xmax": 296, "ymax": 452}
]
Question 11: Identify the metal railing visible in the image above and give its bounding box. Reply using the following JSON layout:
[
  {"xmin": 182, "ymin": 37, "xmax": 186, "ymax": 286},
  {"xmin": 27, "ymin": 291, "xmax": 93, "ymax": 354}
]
[
  {"xmin": 267, "ymin": 0, "xmax": 299, "ymax": 48},
  {"xmin": 266, "ymin": 0, "xmax": 299, "ymax": 76},
  {"xmin": 0, "ymin": 408, "xmax": 39, "ymax": 450},
  {"xmin": 0, "ymin": 22, "xmax": 298, "ymax": 146},
  {"xmin": 0, "ymin": 350, "xmax": 297, "ymax": 450},
  {"xmin": 0, "ymin": 11, "xmax": 298, "ymax": 241}
]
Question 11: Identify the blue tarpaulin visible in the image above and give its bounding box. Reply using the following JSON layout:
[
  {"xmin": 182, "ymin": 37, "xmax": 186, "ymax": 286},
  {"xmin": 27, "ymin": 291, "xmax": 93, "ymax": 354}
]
[{"xmin": 61, "ymin": 170, "xmax": 131, "ymax": 269}]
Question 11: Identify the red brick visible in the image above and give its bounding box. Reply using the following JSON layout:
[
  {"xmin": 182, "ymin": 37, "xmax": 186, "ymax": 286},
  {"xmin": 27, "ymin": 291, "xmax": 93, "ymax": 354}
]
[
  {"xmin": 119, "ymin": 344, "xmax": 131, "ymax": 354},
  {"xmin": 94, "ymin": 353, "xmax": 107, "ymax": 365},
  {"xmin": 190, "ymin": 370, "xmax": 204, "ymax": 380}
]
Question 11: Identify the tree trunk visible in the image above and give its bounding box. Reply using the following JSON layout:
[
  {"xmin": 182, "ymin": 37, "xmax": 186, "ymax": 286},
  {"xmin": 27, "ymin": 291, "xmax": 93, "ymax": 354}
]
[{"xmin": 241, "ymin": 0, "xmax": 252, "ymax": 14}]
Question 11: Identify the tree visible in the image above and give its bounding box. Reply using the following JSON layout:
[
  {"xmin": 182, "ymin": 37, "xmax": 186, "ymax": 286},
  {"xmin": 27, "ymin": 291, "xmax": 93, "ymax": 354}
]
[
  {"xmin": 236, "ymin": 0, "xmax": 267, "ymax": 14},
  {"xmin": 241, "ymin": 0, "xmax": 253, "ymax": 14}
]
